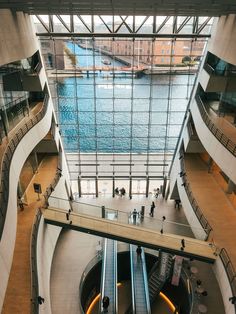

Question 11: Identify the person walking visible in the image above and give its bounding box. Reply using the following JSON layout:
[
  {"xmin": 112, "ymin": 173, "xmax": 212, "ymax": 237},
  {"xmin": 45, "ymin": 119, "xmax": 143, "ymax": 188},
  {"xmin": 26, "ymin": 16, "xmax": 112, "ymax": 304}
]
[
  {"xmin": 136, "ymin": 246, "xmax": 142, "ymax": 257},
  {"xmin": 149, "ymin": 201, "xmax": 156, "ymax": 217},
  {"xmin": 155, "ymin": 188, "xmax": 160, "ymax": 198},
  {"xmin": 66, "ymin": 209, "xmax": 72, "ymax": 224},
  {"xmin": 132, "ymin": 208, "xmax": 138, "ymax": 224},
  {"xmin": 18, "ymin": 197, "xmax": 25, "ymax": 211},
  {"xmin": 120, "ymin": 187, "xmax": 126, "ymax": 196},
  {"xmin": 175, "ymin": 199, "xmax": 181, "ymax": 209},
  {"xmin": 102, "ymin": 296, "xmax": 110, "ymax": 313}
]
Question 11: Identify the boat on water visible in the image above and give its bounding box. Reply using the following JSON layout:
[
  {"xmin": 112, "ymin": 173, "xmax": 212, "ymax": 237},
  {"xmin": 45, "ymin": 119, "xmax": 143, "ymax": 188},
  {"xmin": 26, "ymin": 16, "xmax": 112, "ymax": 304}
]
[{"xmin": 102, "ymin": 59, "xmax": 111, "ymax": 65}]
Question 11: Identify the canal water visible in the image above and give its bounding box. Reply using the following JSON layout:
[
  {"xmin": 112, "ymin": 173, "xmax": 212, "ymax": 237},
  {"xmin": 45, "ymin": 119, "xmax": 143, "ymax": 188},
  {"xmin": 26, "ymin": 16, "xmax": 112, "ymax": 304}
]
[{"xmin": 57, "ymin": 42, "xmax": 195, "ymax": 152}]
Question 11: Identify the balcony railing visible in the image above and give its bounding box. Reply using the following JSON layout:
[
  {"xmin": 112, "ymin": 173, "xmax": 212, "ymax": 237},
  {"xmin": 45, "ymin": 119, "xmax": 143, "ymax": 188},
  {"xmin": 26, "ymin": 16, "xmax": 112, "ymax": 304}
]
[
  {"xmin": 0, "ymin": 93, "xmax": 49, "ymax": 240},
  {"xmin": 30, "ymin": 167, "xmax": 62, "ymax": 314},
  {"xmin": 33, "ymin": 61, "xmax": 42, "ymax": 74},
  {"xmin": 195, "ymin": 95, "xmax": 236, "ymax": 157},
  {"xmin": 179, "ymin": 152, "xmax": 212, "ymax": 240},
  {"xmin": 204, "ymin": 62, "xmax": 236, "ymax": 76},
  {"xmin": 219, "ymin": 248, "xmax": 236, "ymax": 313},
  {"xmin": 204, "ymin": 63, "xmax": 215, "ymax": 75}
]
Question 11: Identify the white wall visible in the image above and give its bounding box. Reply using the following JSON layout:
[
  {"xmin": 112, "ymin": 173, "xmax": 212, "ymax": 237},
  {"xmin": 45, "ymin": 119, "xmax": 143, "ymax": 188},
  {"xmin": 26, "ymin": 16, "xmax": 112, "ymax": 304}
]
[
  {"xmin": 208, "ymin": 15, "xmax": 236, "ymax": 66},
  {"xmin": 199, "ymin": 68, "xmax": 228, "ymax": 92},
  {"xmin": 0, "ymin": 10, "xmax": 37, "ymax": 66},
  {"xmin": 0, "ymin": 100, "xmax": 53, "ymax": 311},
  {"xmin": 213, "ymin": 257, "xmax": 236, "ymax": 314}
]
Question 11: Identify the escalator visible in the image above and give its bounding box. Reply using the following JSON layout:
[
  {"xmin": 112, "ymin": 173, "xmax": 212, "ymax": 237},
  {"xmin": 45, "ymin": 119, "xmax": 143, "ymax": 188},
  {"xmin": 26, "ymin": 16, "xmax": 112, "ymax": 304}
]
[
  {"xmin": 100, "ymin": 238, "xmax": 118, "ymax": 313},
  {"xmin": 126, "ymin": 245, "xmax": 151, "ymax": 314}
]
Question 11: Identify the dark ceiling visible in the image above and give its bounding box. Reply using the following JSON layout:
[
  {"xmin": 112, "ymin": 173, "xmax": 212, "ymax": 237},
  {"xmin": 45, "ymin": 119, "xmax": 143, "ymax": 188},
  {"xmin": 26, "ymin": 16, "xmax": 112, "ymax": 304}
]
[{"xmin": 0, "ymin": 0, "xmax": 236, "ymax": 16}]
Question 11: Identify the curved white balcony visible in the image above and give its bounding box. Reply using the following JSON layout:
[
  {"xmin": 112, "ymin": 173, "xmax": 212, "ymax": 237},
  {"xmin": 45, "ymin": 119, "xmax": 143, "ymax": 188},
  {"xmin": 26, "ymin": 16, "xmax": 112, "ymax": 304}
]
[{"xmin": 192, "ymin": 95, "xmax": 236, "ymax": 184}]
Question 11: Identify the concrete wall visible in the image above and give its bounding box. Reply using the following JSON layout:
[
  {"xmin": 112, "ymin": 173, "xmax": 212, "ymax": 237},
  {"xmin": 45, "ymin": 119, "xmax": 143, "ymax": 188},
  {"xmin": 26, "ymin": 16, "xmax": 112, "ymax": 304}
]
[
  {"xmin": 183, "ymin": 126, "xmax": 205, "ymax": 153},
  {"xmin": 213, "ymin": 257, "xmax": 236, "ymax": 314},
  {"xmin": 37, "ymin": 152, "xmax": 71, "ymax": 314},
  {"xmin": 169, "ymin": 150, "xmax": 181, "ymax": 198},
  {"xmin": 0, "ymin": 10, "xmax": 37, "ymax": 66},
  {"xmin": 0, "ymin": 99, "xmax": 54, "ymax": 311},
  {"xmin": 199, "ymin": 68, "xmax": 228, "ymax": 92},
  {"xmin": 208, "ymin": 15, "xmax": 236, "ymax": 66}
]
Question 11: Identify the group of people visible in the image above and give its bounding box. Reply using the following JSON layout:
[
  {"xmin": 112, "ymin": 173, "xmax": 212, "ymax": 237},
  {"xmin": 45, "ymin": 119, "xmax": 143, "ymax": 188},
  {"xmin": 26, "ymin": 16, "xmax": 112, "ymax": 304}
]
[
  {"xmin": 114, "ymin": 187, "xmax": 126, "ymax": 196},
  {"xmin": 130, "ymin": 201, "xmax": 156, "ymax": 223}
]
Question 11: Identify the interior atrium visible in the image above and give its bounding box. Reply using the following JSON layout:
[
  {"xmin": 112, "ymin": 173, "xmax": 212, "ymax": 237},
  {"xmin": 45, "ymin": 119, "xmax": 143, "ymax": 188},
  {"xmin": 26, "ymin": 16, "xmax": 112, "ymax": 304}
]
[{"xmin": 0, "ymin": 1, "xmax": 236, "ymax": 314}]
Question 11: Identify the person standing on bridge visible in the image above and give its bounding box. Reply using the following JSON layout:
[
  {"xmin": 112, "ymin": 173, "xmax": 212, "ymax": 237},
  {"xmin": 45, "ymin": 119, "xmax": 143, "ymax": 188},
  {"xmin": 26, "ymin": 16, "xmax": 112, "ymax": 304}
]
[
  {"xmin": 180, "ymin": 238, "xmax": 185, "ymax": 251},
  {"xmin": 66, "ymin": 209, "xmax": 72, "ymax": 224}
]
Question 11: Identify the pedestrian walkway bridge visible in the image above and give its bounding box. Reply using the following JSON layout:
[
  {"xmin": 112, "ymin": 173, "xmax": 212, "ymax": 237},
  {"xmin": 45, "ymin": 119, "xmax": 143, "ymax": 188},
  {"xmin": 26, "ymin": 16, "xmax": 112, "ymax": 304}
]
[{"xmin": 43, "ymin": 207, "xmax": 217, "ymax": 263}]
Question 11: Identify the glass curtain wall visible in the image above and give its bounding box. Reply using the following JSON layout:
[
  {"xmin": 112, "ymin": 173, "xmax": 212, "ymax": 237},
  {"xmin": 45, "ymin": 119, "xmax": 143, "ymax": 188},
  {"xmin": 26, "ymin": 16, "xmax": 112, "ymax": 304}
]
[{"xmin": 39, "ymin": 31, "xmax": 208, "ymax": 196}]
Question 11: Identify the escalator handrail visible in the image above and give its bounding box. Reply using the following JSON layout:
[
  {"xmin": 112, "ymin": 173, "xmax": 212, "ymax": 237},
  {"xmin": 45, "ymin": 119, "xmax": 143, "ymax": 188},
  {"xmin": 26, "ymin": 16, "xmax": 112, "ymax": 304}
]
[
  {"xmin": 113, "ymin": 241, "xmax": 118, "ymax": 314},
  {"xmin": 140, "ymin": 249, "xmax": 151, "ymax": 314},
  {"xmin": 100, "ymin": 238, "xmax": 107, "ymax": 312},
  {"xmin": 130, "ymin": 244, "xmax": 136, "ymax": 314},
  {"xmin": 100, "ymin": 239, "xmax": 118, "ymax": 313}
]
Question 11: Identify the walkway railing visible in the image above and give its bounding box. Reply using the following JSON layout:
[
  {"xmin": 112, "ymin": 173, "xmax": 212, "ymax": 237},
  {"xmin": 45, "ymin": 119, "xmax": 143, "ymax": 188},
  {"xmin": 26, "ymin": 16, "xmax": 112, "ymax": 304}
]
[
  {"xmin": 48, "ymin": 195, "xmax": 210, "ymax": 239},
  {"xmin": 203, "ymin": 63, "xmax": 215, "ymax": 75},
  {"xmin": 0, "ymin": 92, "xmax": 49, "ymax": 240},
  {"xmin": 204, "ymin": 62, "xmax": 236, "ymax": 77},
  {"xmin": 30, "ymin": 167, "xmax": 62, "ymax": 314},
  {"xmin": 4, "ymin": 95, "xmax": 28, "ymax": 110},
  {"xmin": 34, "ymin": 61, "xmax": 42, "ymax": 74},
  {"xmin": 219, "ymin": 248, "xmax": 236, "ymax": 312},
  {"xmin": 179, "ymin": 152, "xmax": 212, "ymax": 240},
  {"xmin": 195, "ymin": 95, "xmax": 236, "ymax": 156}
]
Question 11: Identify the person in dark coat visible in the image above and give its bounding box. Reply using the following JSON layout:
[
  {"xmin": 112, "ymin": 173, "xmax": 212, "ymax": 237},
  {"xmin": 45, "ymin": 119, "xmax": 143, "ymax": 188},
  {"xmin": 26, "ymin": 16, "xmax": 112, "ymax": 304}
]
[
  {"xmin": 149, "ymin": 201, "xmax": 155, "ymax": 217},
  {"xmin": 102, "ymin": 296, "xmax": 110, "ymax": 312},
  {"xmin": 132, "ymin": 208, "xmax": 138, "ymax": 224},
  {"xmin": 37, "ymin": 296, "xmax": 45, "ymax": 305},
  {"xmin": 136, "ymin": 246, "xmax": 142, "ymax": 257}
]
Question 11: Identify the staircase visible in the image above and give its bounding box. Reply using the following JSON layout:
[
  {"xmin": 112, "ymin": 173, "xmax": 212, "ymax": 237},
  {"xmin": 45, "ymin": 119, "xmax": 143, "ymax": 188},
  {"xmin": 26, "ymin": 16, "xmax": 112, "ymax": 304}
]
[{"xmin": 148, "ymin": 251, "xmax": 173, "ymax": 303}]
